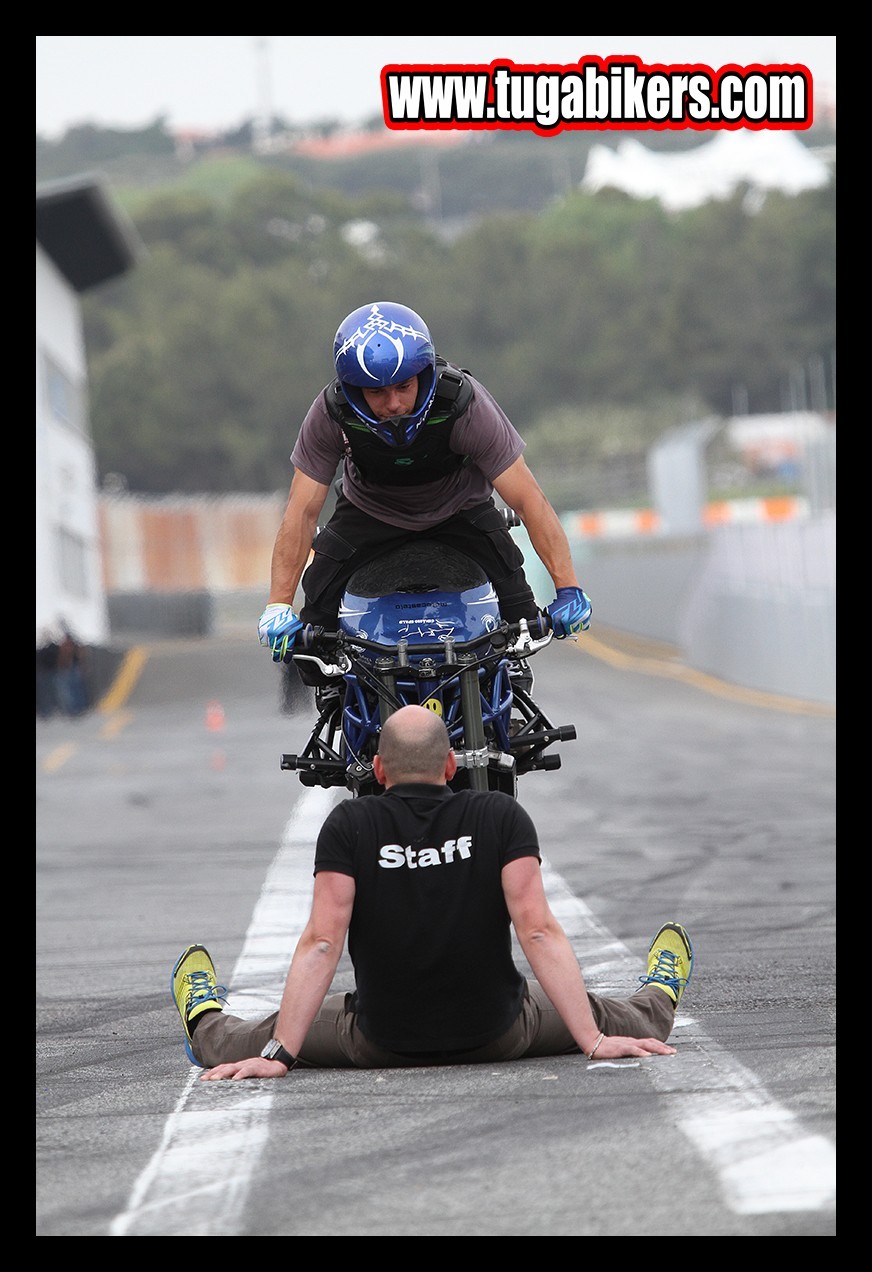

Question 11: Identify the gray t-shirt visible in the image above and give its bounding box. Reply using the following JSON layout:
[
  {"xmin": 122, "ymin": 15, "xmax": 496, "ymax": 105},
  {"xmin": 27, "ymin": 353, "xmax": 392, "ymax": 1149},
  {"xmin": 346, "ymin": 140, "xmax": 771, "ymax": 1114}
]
[{"xmin": 290, "ymin": 373, "xmax": 526, "ymax": 530}]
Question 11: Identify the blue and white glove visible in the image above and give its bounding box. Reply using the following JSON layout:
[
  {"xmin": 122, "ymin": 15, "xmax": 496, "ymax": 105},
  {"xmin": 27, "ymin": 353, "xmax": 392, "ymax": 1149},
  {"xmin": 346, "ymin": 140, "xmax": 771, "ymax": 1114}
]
[
  {"xmin": 258, "ymin": 603, "xmax": 304, "ymax": 663},
  {"xmin": 546, "ymin": 587, "xmax": 592, "ymax": 639}
]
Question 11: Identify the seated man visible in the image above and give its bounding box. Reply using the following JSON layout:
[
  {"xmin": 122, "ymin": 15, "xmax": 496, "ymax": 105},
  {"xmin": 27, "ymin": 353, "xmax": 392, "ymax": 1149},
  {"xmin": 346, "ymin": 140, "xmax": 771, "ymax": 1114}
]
[{"xmin": 171, "ymin": 705, "xmax": 693, "ymax": 1078}]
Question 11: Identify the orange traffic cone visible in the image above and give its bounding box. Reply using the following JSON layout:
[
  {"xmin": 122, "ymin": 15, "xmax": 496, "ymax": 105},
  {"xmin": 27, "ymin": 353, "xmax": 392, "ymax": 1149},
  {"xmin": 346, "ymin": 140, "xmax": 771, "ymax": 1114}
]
[{"xmin": 206, "ymin": 700, "xmax": 225, "ymax": 732}]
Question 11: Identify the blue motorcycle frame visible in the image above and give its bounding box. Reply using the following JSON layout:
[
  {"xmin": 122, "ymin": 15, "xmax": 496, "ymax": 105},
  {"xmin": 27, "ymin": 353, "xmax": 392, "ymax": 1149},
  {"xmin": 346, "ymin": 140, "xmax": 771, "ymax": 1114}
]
[{"xmin": 281, "ymin": 542, "xmax": 576, "ymax": 798}]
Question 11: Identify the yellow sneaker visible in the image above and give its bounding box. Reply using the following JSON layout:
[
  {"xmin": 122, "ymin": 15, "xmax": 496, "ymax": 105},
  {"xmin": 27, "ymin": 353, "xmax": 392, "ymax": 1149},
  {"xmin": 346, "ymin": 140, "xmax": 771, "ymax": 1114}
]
[
  {"xmin": 170, "ymin": 944, "xmax": 227, "ymax": 1064},
  {"xmin": 638, "ymin": 923, "xmax": 694, "ymax": 1007}
]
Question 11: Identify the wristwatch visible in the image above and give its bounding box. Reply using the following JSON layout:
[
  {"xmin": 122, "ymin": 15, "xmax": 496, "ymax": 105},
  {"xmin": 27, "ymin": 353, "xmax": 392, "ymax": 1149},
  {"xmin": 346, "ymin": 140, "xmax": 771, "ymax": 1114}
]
[{"xmin": 260, "ymin": 1038, "xmax": 297, "ymax": 1068}]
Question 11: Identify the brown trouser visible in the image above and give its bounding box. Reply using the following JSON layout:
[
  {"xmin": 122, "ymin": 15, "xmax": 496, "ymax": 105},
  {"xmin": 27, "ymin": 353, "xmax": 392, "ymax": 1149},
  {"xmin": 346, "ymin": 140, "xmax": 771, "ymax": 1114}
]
[{"xmin": 191, "ymin": 981, "xmax": 675, "ymax": 1070}]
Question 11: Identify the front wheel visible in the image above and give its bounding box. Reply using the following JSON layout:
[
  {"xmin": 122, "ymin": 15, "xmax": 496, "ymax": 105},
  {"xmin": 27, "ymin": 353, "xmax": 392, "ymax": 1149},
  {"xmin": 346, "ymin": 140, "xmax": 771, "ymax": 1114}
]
[{"xmin": 487, "ymin": 764, "xmax": 518, "ymax": 797}]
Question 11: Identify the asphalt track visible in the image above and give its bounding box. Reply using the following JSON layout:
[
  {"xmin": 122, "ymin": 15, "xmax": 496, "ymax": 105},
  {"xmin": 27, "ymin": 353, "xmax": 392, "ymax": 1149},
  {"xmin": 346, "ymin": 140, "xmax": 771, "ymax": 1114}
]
[{"xmin": 35, "ymin": 627, "xmax": 836, "ymax": 1236}]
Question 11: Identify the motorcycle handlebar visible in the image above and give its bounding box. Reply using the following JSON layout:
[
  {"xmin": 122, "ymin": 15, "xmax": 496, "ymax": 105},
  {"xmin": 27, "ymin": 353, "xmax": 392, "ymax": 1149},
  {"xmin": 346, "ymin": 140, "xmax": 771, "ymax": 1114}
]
[{"xmin": 292, "ymin": 613, "xmax": 552, "ymax": 661}]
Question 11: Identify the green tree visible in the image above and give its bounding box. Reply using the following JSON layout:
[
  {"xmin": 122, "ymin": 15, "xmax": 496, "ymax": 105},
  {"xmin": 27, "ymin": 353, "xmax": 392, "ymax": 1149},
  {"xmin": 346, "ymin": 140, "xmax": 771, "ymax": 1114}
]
[
  {"xmin": 78, "ymin": 139, "xmax": 835, "ymax": 496},
  {"xmin": 131, "ymin": 190, "xmax": 238, "ymax": 272},
  {"xmin": 663, "ymin": 176, "xmax": 836, "ymax": 413}
]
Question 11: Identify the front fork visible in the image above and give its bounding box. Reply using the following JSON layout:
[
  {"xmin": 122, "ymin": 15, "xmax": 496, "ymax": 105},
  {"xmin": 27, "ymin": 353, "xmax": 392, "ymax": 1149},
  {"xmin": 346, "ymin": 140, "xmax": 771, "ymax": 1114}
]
[{"xmin": 457, "ymin": 652, "xmax": 489, "ymax": 791}]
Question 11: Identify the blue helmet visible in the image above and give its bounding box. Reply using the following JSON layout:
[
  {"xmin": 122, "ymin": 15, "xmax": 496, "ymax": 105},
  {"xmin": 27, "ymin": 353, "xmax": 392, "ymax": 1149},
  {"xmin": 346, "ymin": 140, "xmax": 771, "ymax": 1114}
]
[{"xmin": 333, "ymin": 301, "xmax": 438, "ymax": 447}]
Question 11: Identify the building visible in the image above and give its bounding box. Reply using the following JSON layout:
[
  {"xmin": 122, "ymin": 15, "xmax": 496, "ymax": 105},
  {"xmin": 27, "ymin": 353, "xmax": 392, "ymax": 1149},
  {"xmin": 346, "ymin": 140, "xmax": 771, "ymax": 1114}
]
[{"xmin": 36, "ymin": 173, "xmax": 145, "ymax": 646}]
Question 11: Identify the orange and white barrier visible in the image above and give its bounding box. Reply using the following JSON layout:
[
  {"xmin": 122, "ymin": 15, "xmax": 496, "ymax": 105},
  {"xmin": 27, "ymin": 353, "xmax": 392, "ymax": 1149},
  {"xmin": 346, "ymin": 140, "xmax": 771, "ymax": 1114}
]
[
  {"xmin": 570, "ymin": 496, "xmax": 809, "ymax": 539},
  {"xmin": 99, "ymin": 493, "xmax": 285, "ymax": 593}
]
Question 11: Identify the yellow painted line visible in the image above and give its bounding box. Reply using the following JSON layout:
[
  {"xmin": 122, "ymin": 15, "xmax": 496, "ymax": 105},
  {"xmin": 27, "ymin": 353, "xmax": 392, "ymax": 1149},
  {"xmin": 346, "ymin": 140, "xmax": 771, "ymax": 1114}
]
[
  {"xmin": 578, "ymin": 632, "xmax": 835, "ymax": 718},
  {"xmin": 41, "ymin": 742, "xmax": 78, "ymax": 774},
  {"xmin": 96, "ymin": 646, "xmax": 150, "ymax": 715},
  {"xmin": 40, "ymin": 648, "xmax": 149, "ymax": 773},
  {"xmin": 99, "ymin": 709, "xmax": 133, "ymax": 739}
]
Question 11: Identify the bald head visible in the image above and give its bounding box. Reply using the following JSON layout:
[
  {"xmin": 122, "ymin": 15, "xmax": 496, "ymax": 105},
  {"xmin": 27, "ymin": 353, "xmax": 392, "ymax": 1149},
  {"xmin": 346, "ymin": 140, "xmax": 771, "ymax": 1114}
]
[{"xmin": 374, "ymin": 705, "xmax": 454, "ymax": 786}]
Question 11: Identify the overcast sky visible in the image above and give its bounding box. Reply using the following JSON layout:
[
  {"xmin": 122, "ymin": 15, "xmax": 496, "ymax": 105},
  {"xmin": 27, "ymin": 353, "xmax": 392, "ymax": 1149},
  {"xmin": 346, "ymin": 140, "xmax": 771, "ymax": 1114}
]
[{"xmin": 35, "ymin": 36, "xmax": 837, "ymax": 139}]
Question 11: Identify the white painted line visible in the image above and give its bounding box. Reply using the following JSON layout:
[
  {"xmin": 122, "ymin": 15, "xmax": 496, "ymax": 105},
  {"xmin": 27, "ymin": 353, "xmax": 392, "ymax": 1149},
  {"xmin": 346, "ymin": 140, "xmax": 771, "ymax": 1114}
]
[
  {"xmin": 682, "ymin": 1104, "xmax": 836, "ymax": 1214},
  {"xmin": 110, "ymin": 785, "xmax": 338, "ymax": 1237},
  {"xmin": 538, "ymin": 859, "xmax": 836, "ymax": 1215}
]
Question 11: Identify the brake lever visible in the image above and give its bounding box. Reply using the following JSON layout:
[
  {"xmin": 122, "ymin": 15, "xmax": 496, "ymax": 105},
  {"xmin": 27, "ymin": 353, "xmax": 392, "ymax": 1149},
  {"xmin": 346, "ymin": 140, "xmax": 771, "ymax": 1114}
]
[
  {"xmin": 290, "ymin": 651, "xmax": 352, "ymax": 678},
  {"xmin": 509, "ymin": 617, "xmax": 554, "ymax": 658}
]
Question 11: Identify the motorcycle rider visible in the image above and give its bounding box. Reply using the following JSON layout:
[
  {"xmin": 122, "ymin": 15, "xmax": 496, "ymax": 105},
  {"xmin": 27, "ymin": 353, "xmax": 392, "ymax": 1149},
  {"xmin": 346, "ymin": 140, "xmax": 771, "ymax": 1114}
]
[{"xmin": 258, "ymin": 301, "xmax": 591, "ymax": 694}]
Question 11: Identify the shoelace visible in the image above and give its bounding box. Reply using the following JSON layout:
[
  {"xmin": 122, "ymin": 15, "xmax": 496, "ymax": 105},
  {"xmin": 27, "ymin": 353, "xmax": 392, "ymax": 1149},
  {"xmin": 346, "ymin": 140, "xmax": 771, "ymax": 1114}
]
[
  {"xmin": 185, "ymin": 969, "xmax": 228, "ymax": 1012},
  {"xmin": 639, "ymin": 946, "xmax": 688, "ymax": 991}
]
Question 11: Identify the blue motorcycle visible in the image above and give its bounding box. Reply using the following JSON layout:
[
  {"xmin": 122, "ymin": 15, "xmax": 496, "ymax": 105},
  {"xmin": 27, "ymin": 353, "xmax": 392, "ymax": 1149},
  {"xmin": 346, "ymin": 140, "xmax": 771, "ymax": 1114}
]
[{"xmin": 281, "ymin": 539, "xmax": 576, "ymax": 798}]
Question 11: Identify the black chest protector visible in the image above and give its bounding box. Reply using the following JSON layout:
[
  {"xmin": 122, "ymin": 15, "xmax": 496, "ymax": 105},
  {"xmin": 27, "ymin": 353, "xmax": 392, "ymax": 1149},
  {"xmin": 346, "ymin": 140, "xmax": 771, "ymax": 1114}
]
[{"xmin": 324, "ymin": 357, "xmax": 475, "ymax": 487}]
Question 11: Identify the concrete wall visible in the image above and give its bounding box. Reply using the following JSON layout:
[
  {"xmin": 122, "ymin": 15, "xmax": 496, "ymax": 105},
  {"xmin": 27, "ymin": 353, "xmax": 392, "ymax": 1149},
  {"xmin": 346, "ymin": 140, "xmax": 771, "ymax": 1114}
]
[
  {"xmin": 677, "ymin": 514, "xmax": 835, "ymax": 705},
  {"xmin": 546, "ymin": 511, "xmax": 836, "ymax": 707}
]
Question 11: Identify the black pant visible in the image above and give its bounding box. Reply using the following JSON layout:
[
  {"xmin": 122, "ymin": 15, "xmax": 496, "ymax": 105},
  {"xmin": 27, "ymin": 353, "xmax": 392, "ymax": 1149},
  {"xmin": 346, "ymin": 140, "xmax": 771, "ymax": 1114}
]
[{"xmin": 296, "ymin": 494, "xmax": 537, "ymax": 685}]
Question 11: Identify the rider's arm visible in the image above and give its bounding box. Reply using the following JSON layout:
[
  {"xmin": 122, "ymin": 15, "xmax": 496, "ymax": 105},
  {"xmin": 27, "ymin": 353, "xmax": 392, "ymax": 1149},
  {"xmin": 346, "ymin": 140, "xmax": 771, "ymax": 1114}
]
[
  {"xmin": 491, "ymin": 457, "xmax": 580, "ymax": 591},
  {"xmin": 268, "ymin": 469, "xmax": 330, "ymax": 606},
  {"xmin": 272, "ymin": 869, "xmax": 355, "ymax": 1057}
]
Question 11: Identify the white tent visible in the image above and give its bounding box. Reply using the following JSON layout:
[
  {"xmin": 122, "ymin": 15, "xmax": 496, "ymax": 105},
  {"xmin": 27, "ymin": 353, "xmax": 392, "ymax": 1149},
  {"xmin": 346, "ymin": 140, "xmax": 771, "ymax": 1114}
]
[{"xmin": 581, "ymin": 130, "xmax": 830, "ymax": 210}]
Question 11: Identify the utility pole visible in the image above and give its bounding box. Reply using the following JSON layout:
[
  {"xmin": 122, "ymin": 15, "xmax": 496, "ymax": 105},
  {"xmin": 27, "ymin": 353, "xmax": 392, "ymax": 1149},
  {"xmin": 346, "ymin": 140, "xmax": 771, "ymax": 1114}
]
[{"xmin": 253, "ymin": 37, "xmax": 273, "ymax": 154}]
